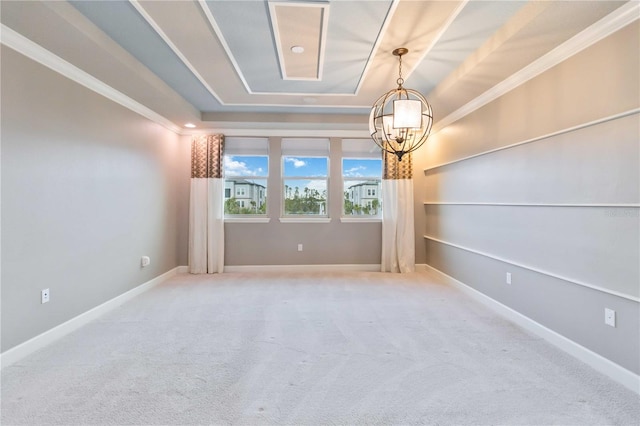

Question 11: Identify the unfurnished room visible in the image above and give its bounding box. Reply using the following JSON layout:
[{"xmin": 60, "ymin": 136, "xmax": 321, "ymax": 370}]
[{"xmin": 1, "ymin": 0, "xmax": 639, "ymax": 424}]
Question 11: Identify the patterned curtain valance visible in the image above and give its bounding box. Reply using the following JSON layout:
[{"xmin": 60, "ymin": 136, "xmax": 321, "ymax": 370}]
[
  {"xmin": 191, "ymin": 134, "xmax": 224, "ymax": 178},
  {"xmin": 383, "ymin": 150, "xmax": 412, "ymax": 180}
]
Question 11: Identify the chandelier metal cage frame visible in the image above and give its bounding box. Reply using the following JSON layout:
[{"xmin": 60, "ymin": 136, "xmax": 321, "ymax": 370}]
[{"xmin": 369, "ymin": 48, "xmax": 434, "ymax": 161}]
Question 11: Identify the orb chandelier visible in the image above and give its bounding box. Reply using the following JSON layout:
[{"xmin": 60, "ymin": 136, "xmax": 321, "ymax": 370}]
[{"xmin": 369, "ymin": 48, "xmax": 433, "ymax": 161}]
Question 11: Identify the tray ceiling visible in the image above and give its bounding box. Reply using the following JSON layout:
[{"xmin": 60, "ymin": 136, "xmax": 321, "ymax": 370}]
[{"xmin": 0, "ymin": 0, "xmax": 632, "ymax": 132}]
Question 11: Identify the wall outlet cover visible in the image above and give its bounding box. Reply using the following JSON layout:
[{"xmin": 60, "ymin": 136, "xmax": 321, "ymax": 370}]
[
  {"xmin": 41, "ymin": 289, "xmax": 50, "ymax": 304},
  {"xmin": 604, "ymin": 308, "xmax": 616, "ymax": 327}
]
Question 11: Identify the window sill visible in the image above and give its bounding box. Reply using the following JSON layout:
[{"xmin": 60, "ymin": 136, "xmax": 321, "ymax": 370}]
[
  {"xmin": 279, "ymin": 217, "xmax": 331, "ymax": 224},
  {"xmin": 224, "ymin": 217, "xmax": 271, "ymax": 223},
  {"xmin": 340, "ymin": 217, "xmax": 382, "ymax": 223}
]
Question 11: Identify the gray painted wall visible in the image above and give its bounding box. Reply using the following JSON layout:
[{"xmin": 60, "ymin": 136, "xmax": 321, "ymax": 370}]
[
  {"xmin": 414, "ymin": 22, "xmax": 640, "ymax": 373},
  {"xmin": 1, "ymin": 46, "xmax": 190, "ymax": 352},
  {"xmin": 224, "ymin": 137, "xmax": 382, "ymax": 266}
]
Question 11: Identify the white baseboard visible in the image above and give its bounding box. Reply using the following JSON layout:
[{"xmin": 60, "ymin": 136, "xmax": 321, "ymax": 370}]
[
  {"xmin": 224, "ymin": 264, "xmax": 381, "ymax": 273},
  {"xmin": 418, "ymin": 264, "xmax": 640, "ymax": 395},
  {"xmin": 176, "ymin": 265, "xmax": 189, "ymax": 274},
  {"xmin": 0, "ymin": 266, "xmax": 182, "ymax": 369}
]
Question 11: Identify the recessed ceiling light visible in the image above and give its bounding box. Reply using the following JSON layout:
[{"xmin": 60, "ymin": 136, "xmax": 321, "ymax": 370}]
[
  {"xmin": 291, "ymin": 45, "xmax": 304, "ymax": 54},
  {"xmin": 185, "ymin": 123, "xmax": 196, "ymax": 128}
]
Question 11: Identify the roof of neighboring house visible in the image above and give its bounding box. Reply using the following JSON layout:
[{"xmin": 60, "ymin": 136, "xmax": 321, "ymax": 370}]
[{"xmin": 226, "ymin": 179, "xmax": 266, "ymax": 188}]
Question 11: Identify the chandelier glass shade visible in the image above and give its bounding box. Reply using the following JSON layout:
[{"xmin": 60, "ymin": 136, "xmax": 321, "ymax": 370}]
[{"xmin": 369, "ymin": 48, "xmax": 433, "ymax": 161}]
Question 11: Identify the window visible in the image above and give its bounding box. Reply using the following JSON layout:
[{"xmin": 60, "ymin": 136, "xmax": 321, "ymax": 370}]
[
  {"xmin": 223, "ymin": 138, "xmax": 268, "ymax": 216},
  {"xmin": 282, "ymin": 138, "xmax": 329, "ymax": 217},
  {"xmin": 342, "ymin": 139, "xmax": 382, "ymax": 217}
]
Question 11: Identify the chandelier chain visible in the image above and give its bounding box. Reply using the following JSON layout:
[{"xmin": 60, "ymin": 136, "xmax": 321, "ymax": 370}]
[{"xmin": 397, "ymin": 53, "xmax": 404, "ymax": 88}]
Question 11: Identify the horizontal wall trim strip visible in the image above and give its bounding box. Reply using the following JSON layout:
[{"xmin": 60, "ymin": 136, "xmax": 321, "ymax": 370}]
[
  {"xmin": 423, "ymin": 235, "xmax": 639, "ymax": 302},
  {"xmin": 418, "ymin": 264, "xmax": 640, "ymax": 394},
  {"xmin": 425, "ymin": 108, "xmax": 640, "ymax": 172},
  {"xmin": 0, "ymin": 266, "xmax": 183, "ymax": 368},
  {"xmin": 0, "ymin": 24, "xmax": 182, "ymax": 134},
  {"xmin": 224, "ymin": 264, "xmax": 381, "ymax": 273},
  {"xmin": 424, "ymin": 202, "xmax": 640, "ymax": 208},
  {"xmin": 431, "ymin": 1, "xmax": 640, "ymax": 133}
]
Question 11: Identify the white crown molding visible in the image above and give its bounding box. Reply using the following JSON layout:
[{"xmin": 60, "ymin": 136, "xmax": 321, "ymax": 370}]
[
  {"xmin": 130, "ymin": 0, "xmax": 222, "ymax": 105},
  {"xmin": 183, "ymin": 128, "xmax": 369, "ymax": 138},
  {"xmin": 424, "ymin": 108, "xmax": 640, "ymax": 171},
  {"xmin": 354, "ymin": 0, "xmax": 400, "ymax": 95},
  {"xmin": 423, "ymin": 235, "xmax": 640, "ymax": 303},
  {"xmin": 432, "ymin": 1, "xmax": 640, "ymax": 133},
  {"xmin": 196, "ymin": 0, "xmax": 360, "ymax": 100},
  {"xmin": 197, "ymin": 0, "xmax": 254, "ymax": 96},
  {"xmin": 0, "ymin": 24, "xmax": 182, "ymax": 134},
  {"xmin": 0, "ymin": 267, "xmax": 182, "ymax": 368},
  {"xmin": 408, "ymin": 0, "xmax": 470, "ymax": 82},
  {"xmin": 419, "ymin": 264, "xmax": 640, "ymax": 395}
]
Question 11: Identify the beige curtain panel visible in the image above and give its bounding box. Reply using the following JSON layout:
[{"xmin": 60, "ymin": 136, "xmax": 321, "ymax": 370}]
[
  {"xmin": 189, "ymin": 134, "xmax": 225, "ymax": 274},
  {"xmin": 381, "ymin": 151, "xmax": 415, "ymax": 273}
]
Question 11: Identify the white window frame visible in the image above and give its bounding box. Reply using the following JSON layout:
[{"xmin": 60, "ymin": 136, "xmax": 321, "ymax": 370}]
[
  {"xmin": 341, "ymin": 139, "xmax": 382, "ymax": 222},
  {"xmin": 280, "ymin": 138, "xmax": 330, "ymax": 223},
  {"xmin": 223, "ymin": 137, "xmax": 270, "ymax": 223}
]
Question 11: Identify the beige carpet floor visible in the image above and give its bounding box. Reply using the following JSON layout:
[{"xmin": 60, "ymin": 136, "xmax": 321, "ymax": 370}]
[{"xmin": 2, "ymin": 270, "xmax": 639, "ymax": 425}]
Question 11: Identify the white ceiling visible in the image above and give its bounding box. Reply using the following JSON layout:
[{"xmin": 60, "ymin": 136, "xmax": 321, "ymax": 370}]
[{"xmin": 0, "ymin": 0, "xmax": 632, "ymax": 133}]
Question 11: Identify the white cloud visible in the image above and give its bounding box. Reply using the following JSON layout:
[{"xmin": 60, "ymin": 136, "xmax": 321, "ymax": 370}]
[
  {"xmin": 344, "ymin": 166, "xmax": 366, "ymax": 177},
  {"xmin": 305, "ymin": 180, "xmax": 327, "ymax": 193},
  {"xmin": 285, "ymin": 157, "xmax": 307, "ymax": 168},
  {"xmin": 284, "ymin": 179, "xmax": 327, "ymax": 198},
  {"xmin": 224, "ymin": 156, "xmax": 257, "ymax": 176}
]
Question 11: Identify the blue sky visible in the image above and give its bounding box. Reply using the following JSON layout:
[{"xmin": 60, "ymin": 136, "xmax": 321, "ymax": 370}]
[
  {"xmin": 283, "ymin": 157, "xmax": 327, "ymax": 177},
  {"xmin": 343, "ymin": 159, "xmax": 382, "ymax": 178},
  {"xmin": 224, "ymin": 155, "xmax": 268, "ymax": 177},
  {"xmin": 225, "ymin": 155, "xmax": 381, "ymax": 196},
  {"xmin": 225, "ymin": 155, "xmax": 381, "ymax": 178}
]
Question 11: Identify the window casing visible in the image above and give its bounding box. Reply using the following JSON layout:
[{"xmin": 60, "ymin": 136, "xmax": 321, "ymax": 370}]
[
  {"xmin": 342, "ymin": 139, "xmax": 382, "ymax": 218},
  {"xmin": 281, "ymin": 138, "xmax": 330, "ymax": 217},
  {"xmin": 223, "ymin": 138, "xmax": 269, "ymax": 217}
]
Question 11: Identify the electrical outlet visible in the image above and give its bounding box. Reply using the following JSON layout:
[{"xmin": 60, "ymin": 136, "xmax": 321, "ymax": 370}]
[
  {"xmin": 604, "ymin": 308, "xmax": 616, "ymax": 327},
  {"xmin": 297, "ymin": 244, "xmax": 303, "ymax": 252},
  {"xmin": 41, "ymin": 289, "xmax": 50, "ymax": 304},
  {"xmin": 141, "ymin": 256, "xmax": 151, "ymax": 267},
  {"xmin": 506, "ymin": 272, "xmax": 512, "ymax": 285}
]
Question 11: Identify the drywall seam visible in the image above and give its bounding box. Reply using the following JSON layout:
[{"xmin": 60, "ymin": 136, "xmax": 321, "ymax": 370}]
[
  {"xmin": 0, "ymin": 267, "xmax": 183, "ymax": 368},
  {"xmin": 423, "ymin": 235, "xmax": 639, "ymax": 302},
  {"xmin": 417, "ymin": 263, "xmax": 640, "ymax": 395},
  {"xmin": 424, "ymin": 108, "xmax": 640, "ymax": 172}
]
